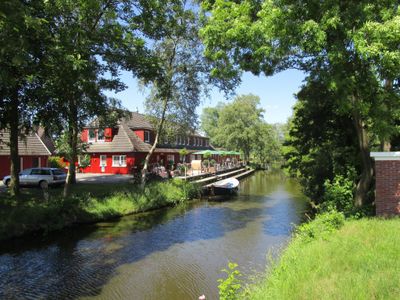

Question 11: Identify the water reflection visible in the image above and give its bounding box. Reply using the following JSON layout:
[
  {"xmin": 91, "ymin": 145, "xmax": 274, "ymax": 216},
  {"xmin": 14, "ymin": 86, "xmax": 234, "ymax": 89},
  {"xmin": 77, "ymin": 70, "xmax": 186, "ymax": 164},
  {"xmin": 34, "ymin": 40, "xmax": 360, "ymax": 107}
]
[{"xmin": 0, "ymin": 171, "xmax": 308, "ymax": 300}]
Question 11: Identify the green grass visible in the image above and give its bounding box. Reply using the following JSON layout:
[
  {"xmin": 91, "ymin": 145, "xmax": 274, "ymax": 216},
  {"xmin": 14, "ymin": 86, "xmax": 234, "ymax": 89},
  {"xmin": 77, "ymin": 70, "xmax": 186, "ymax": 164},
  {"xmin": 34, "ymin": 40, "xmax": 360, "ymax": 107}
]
[
  {"xmin": 246, "ymin": 217, "xmax": 400, "ymax": 300},
  {"xmin": 0, "ymin": 179, "xmax": 200, "ymax": 241}
]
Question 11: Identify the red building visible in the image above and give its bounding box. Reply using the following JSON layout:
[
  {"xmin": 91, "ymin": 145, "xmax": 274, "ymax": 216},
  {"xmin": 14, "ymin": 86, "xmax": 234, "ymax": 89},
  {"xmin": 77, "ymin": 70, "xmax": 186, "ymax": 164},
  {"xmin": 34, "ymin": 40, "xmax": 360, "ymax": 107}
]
[
  {"xmin": 0, "ymin": 129, "xmax": 55, "ymax": 179},
  {"xmin": 80, "ymin": 112, "xmax": 214, "ymax": 174}
]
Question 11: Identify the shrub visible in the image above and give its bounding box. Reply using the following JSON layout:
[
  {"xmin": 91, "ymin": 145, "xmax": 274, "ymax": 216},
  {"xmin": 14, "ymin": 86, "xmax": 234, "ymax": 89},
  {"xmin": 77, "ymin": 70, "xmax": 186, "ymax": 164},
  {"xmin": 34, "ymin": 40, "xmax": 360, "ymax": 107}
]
[
  {"xmin": 218, "ymin": 262, "xmax": 242, "ymax": 300},
  {"xmin": 79, "ymin": 154, "xmax": 91, "ymax": 169},
  {"xmin": 48, "ymin": 156, "xmax": 67, "ymax": 169},
  {"xmin": 296, "ymin": 210, "xmax": 345, "ymax": 241},
  {"xmin": 320, "ymin": 171, "xmax": 355, "ymax": 216}
]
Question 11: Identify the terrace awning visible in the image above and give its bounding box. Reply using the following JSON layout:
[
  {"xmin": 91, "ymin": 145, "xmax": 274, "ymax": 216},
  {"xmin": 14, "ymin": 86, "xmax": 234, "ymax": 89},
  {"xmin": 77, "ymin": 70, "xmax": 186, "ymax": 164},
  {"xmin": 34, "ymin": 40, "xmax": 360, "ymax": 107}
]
[{"xmin": 192, "ymin": 150, "xmax": 240, "ymax": 155}]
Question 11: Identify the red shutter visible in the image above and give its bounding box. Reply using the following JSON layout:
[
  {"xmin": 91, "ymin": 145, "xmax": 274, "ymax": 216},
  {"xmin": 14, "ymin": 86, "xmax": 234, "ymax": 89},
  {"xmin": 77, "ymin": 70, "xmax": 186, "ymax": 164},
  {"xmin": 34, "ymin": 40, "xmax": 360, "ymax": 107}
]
[{"xmin": 105, "ymin": 128, "xmax": 112, "ymax": 141}]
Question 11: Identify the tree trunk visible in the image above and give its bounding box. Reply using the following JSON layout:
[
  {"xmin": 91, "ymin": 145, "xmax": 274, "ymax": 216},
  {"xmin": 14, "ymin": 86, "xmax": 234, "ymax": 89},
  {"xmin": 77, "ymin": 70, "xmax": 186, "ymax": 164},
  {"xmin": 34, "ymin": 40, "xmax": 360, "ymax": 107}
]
[
  {"xmin": 9, "ymin": 95, "xmax": 20, "ymax": 197},
  {"xmin": 352, "ymin": 110, "xmax": 373, "ymax": 207},
  {"xmin": 63, "ymin": 105, "xmax": 78, "ymax": 197},
  {"xmin": 141, "ymin": 97, "xmax": 168, "ymax": 186}
]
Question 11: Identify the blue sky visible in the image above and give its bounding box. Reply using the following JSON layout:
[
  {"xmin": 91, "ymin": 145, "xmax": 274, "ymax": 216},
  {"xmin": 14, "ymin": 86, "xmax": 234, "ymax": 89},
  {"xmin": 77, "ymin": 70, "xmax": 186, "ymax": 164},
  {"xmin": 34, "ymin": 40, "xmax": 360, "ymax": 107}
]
[{"xmin": 105, "ymin": 69, "xmax": 306, "ymax": 124}]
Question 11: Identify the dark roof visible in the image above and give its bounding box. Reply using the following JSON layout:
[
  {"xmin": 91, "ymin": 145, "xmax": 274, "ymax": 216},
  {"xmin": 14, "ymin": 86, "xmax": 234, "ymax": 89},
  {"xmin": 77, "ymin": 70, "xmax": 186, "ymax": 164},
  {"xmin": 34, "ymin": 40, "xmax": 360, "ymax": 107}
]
[
  {"xmin": 85, "ymin": 111, "xmax": 212, "ymax": 153},
  {"xmin": 122, "ymin": 112, "xmax": 153, "ymax": 130},
  {"xmin": 0, "ymin": 130, "xmax": 54, "ymax": 156},
  {"xmin": 86, "ymin": 112, "xmax": 207, "ymax": 137}
]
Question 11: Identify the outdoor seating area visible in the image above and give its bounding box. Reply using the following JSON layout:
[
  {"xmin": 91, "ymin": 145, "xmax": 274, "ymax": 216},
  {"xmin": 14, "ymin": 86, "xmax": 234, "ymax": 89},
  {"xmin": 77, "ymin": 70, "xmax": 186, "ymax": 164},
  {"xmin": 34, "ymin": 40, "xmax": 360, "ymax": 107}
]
[{"xmin": 148, "ymin": 150, "xmax": 242, "ymax": 179}]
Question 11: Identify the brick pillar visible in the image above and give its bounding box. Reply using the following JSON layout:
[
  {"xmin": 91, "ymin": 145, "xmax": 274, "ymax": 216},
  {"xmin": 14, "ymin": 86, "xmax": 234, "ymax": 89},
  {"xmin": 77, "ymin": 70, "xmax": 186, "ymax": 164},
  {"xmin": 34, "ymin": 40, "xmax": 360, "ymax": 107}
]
[{"xmin": 371, "ymin": 152, "xmax": 400, "ymax": 216}]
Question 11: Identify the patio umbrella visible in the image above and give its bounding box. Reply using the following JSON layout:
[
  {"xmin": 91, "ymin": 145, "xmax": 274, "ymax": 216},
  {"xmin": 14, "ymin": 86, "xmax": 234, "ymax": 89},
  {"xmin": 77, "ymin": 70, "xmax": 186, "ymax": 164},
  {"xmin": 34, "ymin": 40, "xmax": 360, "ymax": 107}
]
[{"xmin": 193, "ymin": 150, "xmax": 213, "ymax": 155}]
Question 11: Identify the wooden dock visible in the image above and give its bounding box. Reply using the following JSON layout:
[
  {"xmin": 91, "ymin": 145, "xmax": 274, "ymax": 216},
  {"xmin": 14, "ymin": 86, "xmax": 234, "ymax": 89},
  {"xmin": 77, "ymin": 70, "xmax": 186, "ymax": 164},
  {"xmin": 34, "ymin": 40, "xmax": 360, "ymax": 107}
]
[
  {"xmin": 194, "ymin": 168, "xmax": 247, "ymax": 185},
  {"xmin": 202, "ymin": 168, "xmax": 255, "ymax": 188}
]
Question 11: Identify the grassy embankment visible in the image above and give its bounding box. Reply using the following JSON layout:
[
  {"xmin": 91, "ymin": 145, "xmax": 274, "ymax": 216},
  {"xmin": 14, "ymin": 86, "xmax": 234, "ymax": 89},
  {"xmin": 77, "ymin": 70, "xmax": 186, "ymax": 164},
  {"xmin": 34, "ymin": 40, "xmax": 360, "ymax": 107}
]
[
  {"xmin": 0, "ymin": 179, "xmax": 199, "ymax": 241},
  {"xmin": 246, "ymin": 213, "xmax": 400, "ymax": 300}
]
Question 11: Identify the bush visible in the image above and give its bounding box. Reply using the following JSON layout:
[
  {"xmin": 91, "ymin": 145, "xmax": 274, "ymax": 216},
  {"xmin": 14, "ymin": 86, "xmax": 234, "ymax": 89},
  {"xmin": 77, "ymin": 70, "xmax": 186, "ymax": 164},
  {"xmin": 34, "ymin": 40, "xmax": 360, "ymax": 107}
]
[
  {"xmin": 320, "ymin": 171, "xmax": 355, "ymax": 215},
  {"xmin": 218, "ymin": 262, "xmax": 242, "ymax": 300},
  {"xmin": 296, "ymin": 210, "xmax": 345, "ymax": 241},
  {"xmin": 48, "ymin": 156, "xmax": 67, "ymax": 169}
]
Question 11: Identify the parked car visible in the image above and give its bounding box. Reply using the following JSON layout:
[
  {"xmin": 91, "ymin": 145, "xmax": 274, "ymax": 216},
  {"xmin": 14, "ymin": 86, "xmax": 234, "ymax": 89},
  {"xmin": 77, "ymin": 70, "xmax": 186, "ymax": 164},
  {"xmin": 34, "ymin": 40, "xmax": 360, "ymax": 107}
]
[{"xmin": 3, "ymin": 168, "xmax": 67, "ymax": 189}]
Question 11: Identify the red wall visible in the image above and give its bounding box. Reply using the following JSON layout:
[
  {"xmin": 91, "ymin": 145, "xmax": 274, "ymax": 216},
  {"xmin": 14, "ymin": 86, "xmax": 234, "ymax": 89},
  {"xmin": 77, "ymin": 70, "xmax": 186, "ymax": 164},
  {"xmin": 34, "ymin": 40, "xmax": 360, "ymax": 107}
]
[
  {"xmin": 134, "ymin": 130, "xmax": 145, "ymax": 141},
  {"xmin": 375, "ymin": 160, "xmax": 400, "ymax": 216},
  {"xmin": 80, "ymin": 152, "xmax": 184, "ymax": 174},
  {"xmin": 82, "ymin": 153, "xmax": 141, "ymax": 174},
  {"xmin": 81, "ymin": 128, "xmax": 114, "ymax": 143},
  {"xmin": 81, "ymin": 129, "xmax": 88, "ymax": 142},
  {"xmin": 0, "ymin": 155, "xmax": 49, "ymax": 179}
]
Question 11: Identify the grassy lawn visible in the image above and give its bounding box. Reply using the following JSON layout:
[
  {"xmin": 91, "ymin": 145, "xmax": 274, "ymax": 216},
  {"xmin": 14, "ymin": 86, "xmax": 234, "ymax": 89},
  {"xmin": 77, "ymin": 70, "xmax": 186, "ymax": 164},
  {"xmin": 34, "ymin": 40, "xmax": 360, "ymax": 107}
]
[
  {"xmin": 246, "ymin": 217, "xmax": 400, "ymax": 300},
  {"xmin": 0, "ymin": 180, "xmax": 199, "ymax": 241}
]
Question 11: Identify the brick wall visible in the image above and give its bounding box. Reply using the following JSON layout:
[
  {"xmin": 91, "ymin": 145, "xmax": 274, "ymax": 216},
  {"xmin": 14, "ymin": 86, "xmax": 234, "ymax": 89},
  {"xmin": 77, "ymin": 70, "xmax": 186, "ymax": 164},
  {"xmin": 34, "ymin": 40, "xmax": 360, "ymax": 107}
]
[{"xmin": 375, "ymin": 160, "xmax": 400, "ymax": 216}]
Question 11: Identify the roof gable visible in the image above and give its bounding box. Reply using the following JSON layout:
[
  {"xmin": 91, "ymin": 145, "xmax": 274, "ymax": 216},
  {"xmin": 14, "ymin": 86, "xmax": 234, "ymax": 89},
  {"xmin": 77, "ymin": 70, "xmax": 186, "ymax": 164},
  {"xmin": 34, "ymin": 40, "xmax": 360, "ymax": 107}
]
[{"xmin": 0, "ymin": 130, "xmax": 54, "ymax": 156}]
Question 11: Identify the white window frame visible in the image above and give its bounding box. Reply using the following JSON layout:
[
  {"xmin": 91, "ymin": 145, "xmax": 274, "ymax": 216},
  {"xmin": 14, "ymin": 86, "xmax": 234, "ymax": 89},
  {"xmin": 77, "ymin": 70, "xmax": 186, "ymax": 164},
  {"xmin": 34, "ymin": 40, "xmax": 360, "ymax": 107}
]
[
  {"xmin": 144, "ymin": 130, "xmax": 150, "ymax": 143},
  {"xmin": 88, "ymin": 129, "xmax": 96, "ymax": 142},
  {"xmin": 97, "ymin": 129, "xmax": 105, "ymax": 142},
  {"xmin": 100, "ymin": 155, "xmax": 107, "ymax": 166},
  {"xmin": 112, "ymin": 155, "xmax": 127, "ymax": 167}
]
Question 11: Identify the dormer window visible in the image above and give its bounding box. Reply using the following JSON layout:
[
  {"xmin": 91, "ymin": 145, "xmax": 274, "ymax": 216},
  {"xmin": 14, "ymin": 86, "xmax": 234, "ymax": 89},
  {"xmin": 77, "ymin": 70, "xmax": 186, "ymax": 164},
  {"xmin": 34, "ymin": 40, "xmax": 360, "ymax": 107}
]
[
  {"xmin": 97, "ymin": 129, "xmax": 105, "ymax": 142},
  {"xmin": 88, "ymin": 129, "xmax": 96, "ymax": 142},
  {"xmin": 144, "ymin": 130, "xmax": 150, "ymax": 143}
]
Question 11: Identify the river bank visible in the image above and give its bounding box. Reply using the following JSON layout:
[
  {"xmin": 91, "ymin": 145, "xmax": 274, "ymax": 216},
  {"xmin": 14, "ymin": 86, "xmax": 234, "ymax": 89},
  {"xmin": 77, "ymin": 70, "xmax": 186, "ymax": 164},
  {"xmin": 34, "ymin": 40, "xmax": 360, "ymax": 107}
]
[
  {"xmin": 0, "ymin": 171, "xmax": 308, "ymax": 299},
  {"xmin": 245, "ymin": 214, "xmax": 400, "ymax": 299},
  {"xmin": 0, "ymin": 179, "xmax": 199, "ymax": 241}
]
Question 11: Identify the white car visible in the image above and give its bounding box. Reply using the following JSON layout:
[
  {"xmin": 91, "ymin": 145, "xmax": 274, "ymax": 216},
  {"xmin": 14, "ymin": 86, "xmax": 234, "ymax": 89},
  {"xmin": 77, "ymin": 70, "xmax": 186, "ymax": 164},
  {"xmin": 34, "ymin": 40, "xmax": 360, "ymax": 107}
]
[{"xmin": 3, "ymin": 168, "xmax": 67, "ymax": 189}]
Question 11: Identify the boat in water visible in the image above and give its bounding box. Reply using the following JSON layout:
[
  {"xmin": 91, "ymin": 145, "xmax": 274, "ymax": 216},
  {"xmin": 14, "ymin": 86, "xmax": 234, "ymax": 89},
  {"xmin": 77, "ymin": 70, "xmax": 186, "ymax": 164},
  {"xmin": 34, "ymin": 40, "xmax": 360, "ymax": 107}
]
[{"xmin": 210, "ymin": 177, "xmax": 239, "ymax": 195}]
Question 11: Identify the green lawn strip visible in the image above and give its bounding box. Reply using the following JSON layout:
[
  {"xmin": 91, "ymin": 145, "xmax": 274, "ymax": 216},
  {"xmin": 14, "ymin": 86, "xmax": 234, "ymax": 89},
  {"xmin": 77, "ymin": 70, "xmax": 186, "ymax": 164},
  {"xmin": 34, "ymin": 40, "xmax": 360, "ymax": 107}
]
[
  {"xmin": 246, "ymin": 218, "xmax": 400, "ymax": 300},
  {"xmin": 0, "ymin": 179, "xmax": 200, "ymax": 241}
]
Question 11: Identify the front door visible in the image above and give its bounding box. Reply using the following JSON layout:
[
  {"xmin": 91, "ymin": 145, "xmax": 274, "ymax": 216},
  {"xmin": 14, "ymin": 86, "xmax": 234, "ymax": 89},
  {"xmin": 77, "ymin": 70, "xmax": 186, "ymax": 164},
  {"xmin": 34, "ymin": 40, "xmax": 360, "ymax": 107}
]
[{"xmin": 100, "ymin": 155, "xmax": 107, "ymax": 172}]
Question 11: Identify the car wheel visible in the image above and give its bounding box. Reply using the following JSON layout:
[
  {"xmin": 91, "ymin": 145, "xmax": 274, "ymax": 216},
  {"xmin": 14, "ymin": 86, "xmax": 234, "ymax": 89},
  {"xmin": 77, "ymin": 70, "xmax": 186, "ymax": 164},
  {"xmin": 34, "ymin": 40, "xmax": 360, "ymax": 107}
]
[
  {"xmin": 5, "ymin": 179, "xmax": 10, "ymax": 187},
  {"xmin": 39, "ymin": 180, "xmax": 48, "ymax": 189}
]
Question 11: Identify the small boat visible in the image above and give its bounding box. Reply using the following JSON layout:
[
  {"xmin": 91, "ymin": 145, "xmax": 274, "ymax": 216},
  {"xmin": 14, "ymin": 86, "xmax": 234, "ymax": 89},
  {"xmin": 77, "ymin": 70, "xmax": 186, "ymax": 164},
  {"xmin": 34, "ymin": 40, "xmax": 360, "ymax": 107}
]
[{"xmin": 210, "ymin": 178, "xmax": 239, "ymax": 195}]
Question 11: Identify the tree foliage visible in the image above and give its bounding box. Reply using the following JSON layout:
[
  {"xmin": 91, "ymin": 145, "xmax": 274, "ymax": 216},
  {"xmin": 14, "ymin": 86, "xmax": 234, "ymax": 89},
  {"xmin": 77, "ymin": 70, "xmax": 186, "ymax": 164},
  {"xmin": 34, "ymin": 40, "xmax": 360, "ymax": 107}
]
[
  {"xmin": 201, "ymin": 94, "xmax": 282, "ymax": 164},
  {"xmin": 140, "ymin": 1, "xmax": 211, "ymax": 182},
  {"xmin": 201, "ymin": 0, "xmax": 400, "ymax": 206},
  {"xmin": 0, "ymin": 0, "xmax": 184, "ymax": 195}
]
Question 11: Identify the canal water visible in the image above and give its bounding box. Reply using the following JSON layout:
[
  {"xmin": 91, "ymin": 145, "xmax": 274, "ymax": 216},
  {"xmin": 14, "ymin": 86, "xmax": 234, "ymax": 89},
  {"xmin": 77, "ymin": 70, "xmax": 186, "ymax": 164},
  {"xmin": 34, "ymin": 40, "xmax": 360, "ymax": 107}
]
[{"xmin": 0, "ymin": 171, "xmax": 308, "ymax": 300}]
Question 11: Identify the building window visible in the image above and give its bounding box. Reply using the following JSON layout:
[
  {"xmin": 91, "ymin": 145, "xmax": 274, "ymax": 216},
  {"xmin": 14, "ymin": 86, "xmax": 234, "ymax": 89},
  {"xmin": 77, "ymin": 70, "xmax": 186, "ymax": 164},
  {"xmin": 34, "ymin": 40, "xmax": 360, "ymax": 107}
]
[
  {"xmin": 97, "ymin": 129, "xmax": 105, "ymax": 142},
  {"xmin": 205, "ymin": 140, "xmax": 209, "ymax": 147},
  {"xmin": 100, "ymin": 155, "xmax": 107, "ymax": 166},
  {"xmin": 88, "ymin": 129, "xmax": 96, "ymax": 142},
  {"xmin": 144, "ymin": 130, "xmax": 150, "ymax": 143},
  {"xmin": 112, "ymin": 155, "xmax": 126, "ymax": 167}
]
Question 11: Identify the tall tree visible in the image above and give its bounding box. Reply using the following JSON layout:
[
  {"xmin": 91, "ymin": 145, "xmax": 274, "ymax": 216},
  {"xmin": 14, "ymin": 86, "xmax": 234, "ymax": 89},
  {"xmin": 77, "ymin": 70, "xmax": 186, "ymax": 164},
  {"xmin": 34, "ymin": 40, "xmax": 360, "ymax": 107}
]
[
  {"xmin": 201, "ymin": 0, "xmax": 400, "ymax": 206},
  {"xmin": 0, "ymin": 0, "xmax": 50, "ymax": 196},
  {"xmin": 39, "ymin": 0, "xmax": 174, "ymax": 195},
  {"xmin": 283, "ymin": 77, "xmax": 360, "ymax": 202},
  {"xmin": 201, "ymin": 94, "xmax": 265, "ymax": 161},
  {"xmin": 141, "ymin": 1, "xmax": 210, "ymax": 183}
]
